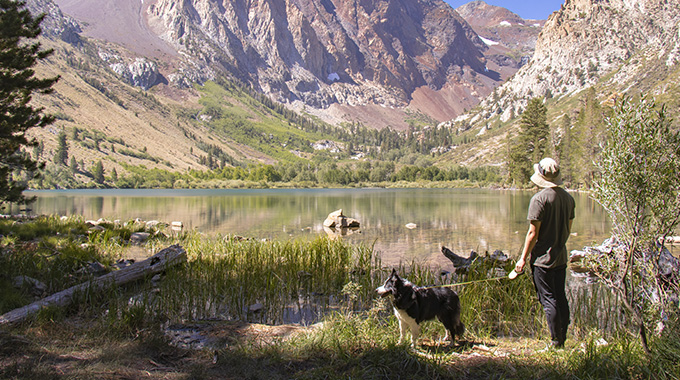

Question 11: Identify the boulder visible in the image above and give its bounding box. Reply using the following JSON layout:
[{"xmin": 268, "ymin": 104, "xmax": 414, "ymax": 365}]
[
  {"xmin": 13, "ymin": 276, "xmax": 47, "ymax": 296},
  {"xmin": 130, "ymin": 232, "xmax": 150, "ymax": 244},
  {"xmin": 323, "ymin": 209, "xmax": 360, "ymax": 229}
]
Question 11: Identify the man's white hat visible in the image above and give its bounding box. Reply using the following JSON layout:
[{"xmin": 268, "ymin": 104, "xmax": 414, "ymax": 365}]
[{"xmin": 530, "ymin": 158, "xmax": 563, "ymax": 188}]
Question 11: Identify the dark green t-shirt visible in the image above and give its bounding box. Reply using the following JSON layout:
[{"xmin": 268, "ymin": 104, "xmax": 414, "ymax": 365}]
[{"xmin": 527, "ymin": 187, "xmax": 575, "ymax": 268}]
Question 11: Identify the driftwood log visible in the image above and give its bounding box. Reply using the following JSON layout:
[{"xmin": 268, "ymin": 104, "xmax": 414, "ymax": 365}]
[{"xmin": 0, "ymin": 244, "xmax": 187, "ymax": 326}]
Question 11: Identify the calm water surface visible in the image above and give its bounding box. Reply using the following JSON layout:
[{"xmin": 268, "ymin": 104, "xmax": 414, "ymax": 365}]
[{"xmin": 25, "ymin": 188, "xmax": 611, "ymax": 267}]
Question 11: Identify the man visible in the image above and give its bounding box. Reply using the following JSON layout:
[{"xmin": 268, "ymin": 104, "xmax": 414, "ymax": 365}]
[{"xmin": 515, "ymin": 158, "xmax": 575, "ymax": 349}]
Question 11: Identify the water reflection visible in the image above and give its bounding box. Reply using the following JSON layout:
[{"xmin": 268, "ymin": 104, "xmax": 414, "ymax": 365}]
[{"xmin": 26, "ymin": 188, "xmax": 611, "ymax": 267}]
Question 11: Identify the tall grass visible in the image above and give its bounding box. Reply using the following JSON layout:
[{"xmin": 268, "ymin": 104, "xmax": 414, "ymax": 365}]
[
  {"xmin": 570, "ymin": 280, "xmax": 625, "ymax": 337},
  {"xmin": 152, "ymin": 234, "xmax": 382, "ymax": 324},
  {"xmin": 456, "ymin": 265, "xmax": 545, "ymax": 339},
  {"xmin": 0, "ymin": 215, "xmax": 118, "ymax": 313}
]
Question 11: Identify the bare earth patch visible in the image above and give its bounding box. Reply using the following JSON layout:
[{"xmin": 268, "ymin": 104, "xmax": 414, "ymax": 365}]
[{"xmin": 1, "ymin": 318, "xmax": 554, "ymax": 379}]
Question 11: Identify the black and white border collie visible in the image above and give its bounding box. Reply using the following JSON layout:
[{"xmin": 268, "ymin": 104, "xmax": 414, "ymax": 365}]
[{"xmin": 376, "ymin": 269, "xmax": 465, "ymax": 347}]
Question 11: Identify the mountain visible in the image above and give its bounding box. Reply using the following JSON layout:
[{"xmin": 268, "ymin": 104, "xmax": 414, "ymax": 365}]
[
  {"xmin": 24, "ymin": 0, "xmax": 545, "ymax": 189},
  {"xmin": 45, "ymin": 0, "xmax": 510, "ymax": 128},
  {"xmin": 455, "ymin": 1, "xmax": 545, "ymax": 81},
  {"xmin": 441, "ymin": 0, "xmax": 680, "ymax": 168},
  {"xmin": 475, "ymin": 0, "xmax": 680, "ymax": 123},
  {"xmin": 23, "ymin": 0, "xmax": 680, "ymax": 189}
]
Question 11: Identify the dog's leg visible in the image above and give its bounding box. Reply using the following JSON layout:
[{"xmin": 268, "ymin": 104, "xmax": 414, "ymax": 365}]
[
  {"xmin": 441, "ymin": 329, "xmax": 450, "ymax": 345},
  {"xmin": 438, "ymin": 313, "xmax": 463, "ymax": 346},
  {"xmin": 410, "ymin": 323, "xmax": 421, "ymax": 347},
  {"xmin": 398, "ymin": 319, "xmax": 409, "ymax": 345},
  {"xmin": 394, "ymin": 308, "xmax": 408, "ymax": 345},
  {"xmin": 395, "ymin": 308, "xmax": 420, "ymax": 346}
]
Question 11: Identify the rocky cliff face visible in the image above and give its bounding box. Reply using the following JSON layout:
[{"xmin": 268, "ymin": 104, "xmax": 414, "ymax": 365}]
[
  {"xmin": 146, "ymin": 0, "xmax": 492, "ymax": 111},
  {"xmin": 30, "ymin": 0, "xmax": 513, "ymax": 125},
  {"xmin": 469, "ymin": 0, "xmax": 680, "ymax": 125},
  {"xmin": 456, "ymin": 0, "xmax": 544, "ymax": 77},
  {"xmin": 26, "ymin": 0, "xmax": 81, "ymax": 45}
]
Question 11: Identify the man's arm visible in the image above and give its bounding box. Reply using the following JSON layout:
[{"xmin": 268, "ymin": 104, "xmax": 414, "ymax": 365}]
[{"xmin": 515, "ymin": 220, "xmax": 541, "ymax": 273}]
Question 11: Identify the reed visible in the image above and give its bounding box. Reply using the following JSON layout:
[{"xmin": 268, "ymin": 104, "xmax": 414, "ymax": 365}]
[
  {"xmin": 570, "ymin": 280, "xmax": 625, "ymax": 337},
  {"xmin": 150, "ymin": 233, "xmax": 383, "ymax": 325},
  {"xmin": 0, "ymin": 215, "xmax": 122, "ymax": 314},
  {"xmin": 0, "ymin": 216, "xmax": 634, "ymax": 343}
]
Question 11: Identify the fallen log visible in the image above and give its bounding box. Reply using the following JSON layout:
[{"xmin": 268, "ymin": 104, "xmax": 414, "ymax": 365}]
[{"xmin": 0, "ymin": 244, "xmax": 187, "ymax": 326}]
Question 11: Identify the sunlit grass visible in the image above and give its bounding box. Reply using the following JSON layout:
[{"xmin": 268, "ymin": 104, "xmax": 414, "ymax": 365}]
[{"xmin": 152, "ymin": 233, "xmax": 381, "ymax": 324}]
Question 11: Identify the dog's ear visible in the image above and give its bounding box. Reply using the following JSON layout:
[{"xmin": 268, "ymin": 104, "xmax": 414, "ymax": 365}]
[{"xmin": 391, "ymin": 269, "xmax": 402, "ymax": 281}]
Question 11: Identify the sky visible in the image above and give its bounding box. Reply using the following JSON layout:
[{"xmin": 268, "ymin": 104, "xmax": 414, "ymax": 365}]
[{"xmin": 443, "ymin": 0, "xmax": 564, "ymax": 20}]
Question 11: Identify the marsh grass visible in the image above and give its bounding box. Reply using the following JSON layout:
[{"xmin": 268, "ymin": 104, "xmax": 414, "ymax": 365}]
[
  {"xmin": 456, "ymin": 266, "xmax": 545, "ymax": 339},
  {"xmin": 151, "ymin": 234, "xmax": 382, "ymax": 324},
  {"xmin": 570, "ymin": 281, "xmax": 625, "ymax": 337}
]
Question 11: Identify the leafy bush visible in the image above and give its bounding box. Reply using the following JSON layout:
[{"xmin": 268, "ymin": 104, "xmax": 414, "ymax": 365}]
[{"xmin": 589, "ymin": 96, "xmax": 680, "ymax": 352}]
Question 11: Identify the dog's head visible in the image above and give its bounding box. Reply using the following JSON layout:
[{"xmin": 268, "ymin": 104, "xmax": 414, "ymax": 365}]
[{"xmin": 375, "ymin": 269, "xmax": 405, "ymax": 298}]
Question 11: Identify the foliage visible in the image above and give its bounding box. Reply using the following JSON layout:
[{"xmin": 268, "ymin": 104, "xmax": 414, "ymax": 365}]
[
  {"xmin": 91, "ymin": 160, "xmax": 105, "ymax": 184},
  {"xmin": 507, "ymin": 97, "xmax": 550, "ymax": 185},
  {"xmin": 0, "ymin": 0, "xmax": 59, "ymax": 205},
  {"xmin": 98, "ymin": 161, "xmax": 502, "ymax": 189},
  {"xmin": 588, "ymin": 96, "xmax": 680, "ymax": 352},
  {"xmin": 569, "ymin": 88, "xmax": 608, "ymax": 187},
  {"xmin": 53, "ymin": 130, "xmax": 68, "ymax": 165}
]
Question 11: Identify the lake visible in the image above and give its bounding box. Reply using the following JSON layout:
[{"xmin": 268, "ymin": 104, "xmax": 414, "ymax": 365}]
[{"xmin": 24, "ymin": 188, "xmax": 611, "ymax": 268}]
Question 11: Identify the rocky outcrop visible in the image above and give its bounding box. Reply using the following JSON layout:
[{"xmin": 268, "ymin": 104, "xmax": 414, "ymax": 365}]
[
  {"xmin": 110, "ymin": 59, "xmax": 160, "ymax": 90},
  {"xmin": 26, "ymin": 0, "xmax": 81, "ymax": 45},
  {"xmin": 99, "ymin": 49, "xmax": 160, "ymax": 90}
]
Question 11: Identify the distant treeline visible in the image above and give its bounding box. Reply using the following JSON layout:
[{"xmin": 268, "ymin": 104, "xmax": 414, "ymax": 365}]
[{"xmin": 103, "ymin": 162, "xmax": 502, "ymax": 189}]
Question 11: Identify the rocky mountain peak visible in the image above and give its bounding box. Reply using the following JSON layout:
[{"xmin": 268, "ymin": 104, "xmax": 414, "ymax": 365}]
[
  {"xmin": 453, "ymin": 1, "xmax": 544, "ymax": 91},
  {"xmin": 456, "ymin": 0, "xmax": 528, "ymax": 28},
  {"xmin": 31, "ymin": 0, "xmax": 539, "ymax": 128},
  {"xmin": 466, "ymin": 0, "xmax": 680, "ymax": 126},
  {"xmin": 145, "ymin": 0, "xmax": 492, "ymax": 115}
]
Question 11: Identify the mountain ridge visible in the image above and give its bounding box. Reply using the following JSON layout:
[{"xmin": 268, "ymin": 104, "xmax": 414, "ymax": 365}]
[
  {"xmin": 47, "ymin": 0, "xmax": 535, "ymax": 128},
  {"xmin": 439, "ymin": 0, "xmax": 680, "ymax": 171}
]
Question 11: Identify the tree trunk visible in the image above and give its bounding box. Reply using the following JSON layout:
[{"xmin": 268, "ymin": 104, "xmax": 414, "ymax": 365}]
[{"xmin": 0, "ymin": 244, "xmax": 186, "ymax": 326}]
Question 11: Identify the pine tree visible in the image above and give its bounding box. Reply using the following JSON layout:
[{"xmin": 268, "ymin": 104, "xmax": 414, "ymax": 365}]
[
  {"xmin": 91, "ymin": 160, "xmax": 105, "ymax": 184},
  {"xmin": 555, "ymin": 114, "xmax": 576, "ymax": 183},
  {"xmin": 69, "ymin": 156, "xmax": 78, "ymax": 173},
  {"xmin": 0, "ymin": 0, "xmax": 59, "ymax": 204},
  {"xmin": 572, "ymin": 88, "xmax": 607, "ymax": 187},
  {"xmin": 506, "ymin": 98, "xmax": 550, "ymax": 185},
  {"xmin": 54, "ymin": 130, "xmax": 68, "ymax": 165},
  {"xmin": 521, "ymin": 97, "xmax": 550, "ymax": 164}
]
